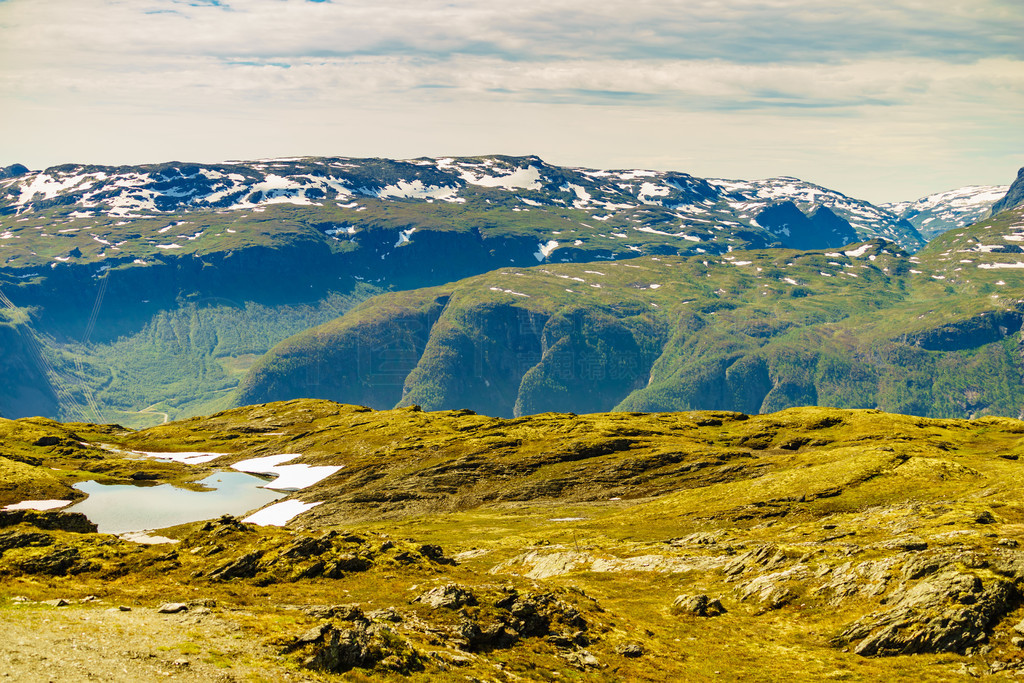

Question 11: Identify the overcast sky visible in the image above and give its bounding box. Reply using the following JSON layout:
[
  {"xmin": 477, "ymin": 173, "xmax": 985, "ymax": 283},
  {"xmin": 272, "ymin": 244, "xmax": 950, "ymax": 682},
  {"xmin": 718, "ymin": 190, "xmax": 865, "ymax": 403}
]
[{"xmin": 1, "ymin": 0, "xmax": 1022, "ymax": 203}]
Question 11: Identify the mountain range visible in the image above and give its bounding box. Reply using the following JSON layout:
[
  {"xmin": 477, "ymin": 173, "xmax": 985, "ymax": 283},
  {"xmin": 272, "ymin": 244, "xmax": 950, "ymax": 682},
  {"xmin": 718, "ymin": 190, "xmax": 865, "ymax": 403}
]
[{"xmin": 0, "ymin": 156, "xmax": 1019, "ymax": 425}]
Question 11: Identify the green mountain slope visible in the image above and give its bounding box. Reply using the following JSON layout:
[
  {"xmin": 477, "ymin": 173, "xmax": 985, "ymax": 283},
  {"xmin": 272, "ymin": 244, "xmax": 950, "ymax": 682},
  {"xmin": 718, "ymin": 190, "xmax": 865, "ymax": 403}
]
[
  {"xmin": 240, "ymin": 204, "xmax": 1024, "ymax": 419},
  {"xmin": 1, "ymin": 155, "xmax": 918, "ymax": 426}
]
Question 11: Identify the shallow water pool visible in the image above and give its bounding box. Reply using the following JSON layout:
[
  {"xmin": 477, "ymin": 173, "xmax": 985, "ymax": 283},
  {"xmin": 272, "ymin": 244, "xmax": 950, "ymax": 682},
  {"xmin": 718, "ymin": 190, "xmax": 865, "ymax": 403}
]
[{"xmin": 65, "ymin": 471, "xmax": 285, "ymax": 534}]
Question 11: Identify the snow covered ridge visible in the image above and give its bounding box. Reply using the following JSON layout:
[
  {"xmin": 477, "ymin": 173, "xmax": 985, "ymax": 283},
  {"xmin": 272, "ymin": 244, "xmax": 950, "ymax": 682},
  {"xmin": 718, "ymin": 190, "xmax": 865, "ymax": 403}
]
[
  {"xmin": 0, "ymin": 155, "xmax": 924, "ymax": 250},
  {"xmin": 882, "ymin": 185, "xmax": 1010, "ymax": 240}
]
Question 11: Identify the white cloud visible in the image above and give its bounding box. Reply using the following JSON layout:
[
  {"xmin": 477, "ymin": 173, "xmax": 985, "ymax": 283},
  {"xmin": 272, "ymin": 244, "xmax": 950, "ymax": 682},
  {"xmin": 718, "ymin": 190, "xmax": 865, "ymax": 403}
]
[{"xmin": 0, "ymin": 0, "xmax": 1022, "ymax": 202}]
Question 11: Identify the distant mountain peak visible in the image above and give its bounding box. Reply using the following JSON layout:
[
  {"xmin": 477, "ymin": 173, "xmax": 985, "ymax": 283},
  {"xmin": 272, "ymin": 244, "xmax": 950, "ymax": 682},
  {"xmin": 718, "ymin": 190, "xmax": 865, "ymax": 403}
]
[
  {"xmin": 882, "ymin": 184, "xmax": 1010, "ymax": 240},
  {"xmin": 989, "ymin": 167, "xmax": 1024, "ymax": 218}
]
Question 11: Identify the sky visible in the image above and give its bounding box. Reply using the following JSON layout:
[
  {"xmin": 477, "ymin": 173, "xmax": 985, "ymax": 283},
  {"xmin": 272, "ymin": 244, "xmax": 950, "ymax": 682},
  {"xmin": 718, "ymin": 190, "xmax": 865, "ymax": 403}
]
[{"xmin": 1, "ymin": 0, "xmax": 1022, "ymax": 204}]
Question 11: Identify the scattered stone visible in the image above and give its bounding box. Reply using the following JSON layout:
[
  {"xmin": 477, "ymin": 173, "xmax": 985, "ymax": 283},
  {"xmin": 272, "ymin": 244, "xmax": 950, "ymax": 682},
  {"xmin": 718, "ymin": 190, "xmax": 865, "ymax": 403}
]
[
  {"xmin": 207, "ymin": 550, "xmax": 264, "ymax": 581},
  {"xmin": 290, "ymin": 621, "xmax": 422, "ymax": 674},
  {"xmin": 838, "ymin": 571, "xmax": 1015, "ymax": 656},
  {"xmin": 998, "ymin": 538, "xmax": 1020, "ymax": 548},
  {"xmin": 672, "ymin": 594, "xmax": 726, "ymax": 617},
  {"xmin": 615, "ymin": 643, "xmax": 645, "ymax": 658},
  {"xmin": 14, "ymin": 546, "xmax": 88, "ymax": 575},
  {"xmin": 156, "ymin": 603, "xmax": 189, "ymax": 614},
  {"xmin": 42, "ymin": 598, "xmax": 69, "ymax": 607},
  {"xmin": 171, "ymin": 659, "xmax": 189, "ymax": 668},
  {"xmin": 561, "ymin": 649, "xmax": 601, "ymax": 669},
  {"xmin": 415, "ymin": 584, "xmax": 478, "ymax": 609},
  {"xmin": 881, "ymin": 537, "xmax": 928, "ymax": 552},
  {"xmin": 0, "ymin": 530, "xmax": 54, "ymax": 554},
  {"xmin": 738, "ymin": 566, "xmax": 808, "ymax": 608},
  {"xmin": 0, "ymin": 510, "xmax": 97, "ymax": 533},
  {"xmin": 418, "ymin": 544, "xmax": 455, "ymax": 565},
  {"xmin": 975, "ymin": 510, "xmax": 997, "ymax": 524},
  {"xmin": 1012, "ymin": 637, "xmax": 1024, "ymax": 648},
  {"xmin": 368, "ymin": 607, "xmax": 403, "ymax": 623},
  {"xmin": 302, "ymin": 604, "xmax": 366, "ymax": 622},
  {"xmin": 118, "ymin": 605, "xmax": 132, "ymax": 612}
]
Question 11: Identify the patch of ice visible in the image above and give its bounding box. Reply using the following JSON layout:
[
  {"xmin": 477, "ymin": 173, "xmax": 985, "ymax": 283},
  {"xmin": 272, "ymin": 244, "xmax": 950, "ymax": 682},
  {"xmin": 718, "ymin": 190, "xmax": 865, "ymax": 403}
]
[
  {"xmin": 232, "ymin": 453, "xmax": 343, "ymax": 491},
  {"xmin": 844, "ymin": 244, "xmax": 873, "ymax": 258},
  {"xmin": 243, "ymin": 500, "xmax": 322, "ymax": 527},
  {"xmin": 395, "ymin": 227, "xmax": 417, "ymax": 247},
  {"xmin": 534, "ymin": 240, "xmax": 559, "ymax": 262},
  {"xmin": 636, "ymin": 226, "xmax": 674, "ymax": 237},
  {"xmin": 978, "ymin": 263, "xmax": 1024, "ymax": 269},
  {"xmin": 489, "ymin": 287, "xmax": 530, "ymax": 298},
  {"xmin": 2, "ymin": 499, "xmax": 72, "ymax": 511},
  {"xmin": 119, "ymin": 532, "xmax": 178, "ymax": 545},
  {"xmin": 156, "ymin": 243, "xmax": 182, "ymax": 250},
  {"xmin": 461, "ymin": 165, "xmax": 542, "ymax": 191},
  {"xmin": 378, "ymin": 180, "xmax": 460, "ymax": 201},
  {"xmin": 134, "ymin": 451, "xmax": 226, "ymax": 465}
]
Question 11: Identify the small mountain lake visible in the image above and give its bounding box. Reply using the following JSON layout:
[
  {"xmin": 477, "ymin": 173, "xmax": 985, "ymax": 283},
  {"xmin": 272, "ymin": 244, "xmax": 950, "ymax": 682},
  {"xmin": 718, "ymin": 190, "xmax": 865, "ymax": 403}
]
[{"xmin": 65, "ymin": 471, "xmax": 285, "ymax": 534}]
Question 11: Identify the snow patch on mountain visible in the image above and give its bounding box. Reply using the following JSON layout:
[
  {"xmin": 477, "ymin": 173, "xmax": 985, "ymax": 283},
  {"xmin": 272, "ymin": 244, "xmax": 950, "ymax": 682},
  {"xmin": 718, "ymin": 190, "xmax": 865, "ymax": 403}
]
[{"xmin": 882, "ymin": 185, "xmax": 1010, "ymax": 240}]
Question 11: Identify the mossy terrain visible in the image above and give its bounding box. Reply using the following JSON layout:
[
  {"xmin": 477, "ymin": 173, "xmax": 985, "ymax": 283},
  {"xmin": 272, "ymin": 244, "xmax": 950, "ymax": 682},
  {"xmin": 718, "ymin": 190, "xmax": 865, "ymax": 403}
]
[{"xmin": 6, "ymin": 400, "xmax": 1024, "ymax": 680}]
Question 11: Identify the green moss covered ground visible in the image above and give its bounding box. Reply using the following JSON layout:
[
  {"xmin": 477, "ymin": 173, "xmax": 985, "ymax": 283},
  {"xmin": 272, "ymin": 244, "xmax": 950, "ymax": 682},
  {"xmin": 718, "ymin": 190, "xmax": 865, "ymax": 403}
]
[{"xmin": 6, "ymin": 401, "xmax": 1024, "ymax": 679}]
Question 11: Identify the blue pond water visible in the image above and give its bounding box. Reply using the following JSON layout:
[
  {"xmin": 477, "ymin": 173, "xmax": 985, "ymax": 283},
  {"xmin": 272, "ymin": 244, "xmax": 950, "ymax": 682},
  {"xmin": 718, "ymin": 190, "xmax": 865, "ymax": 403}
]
[{"xmin": 65, "ymin": 471, "xmax": 284, "ymax": 534}]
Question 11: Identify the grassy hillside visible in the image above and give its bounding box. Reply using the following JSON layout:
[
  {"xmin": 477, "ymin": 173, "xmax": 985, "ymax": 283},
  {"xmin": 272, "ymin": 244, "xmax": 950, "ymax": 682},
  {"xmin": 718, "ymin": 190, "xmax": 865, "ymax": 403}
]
[
  {"xmin": 7, "ymin": 401, "xmax": 1024, "ymax": 679},
  {"xmin": 239, "ymin": 205, "xmax": 1024, "ymax": 420}
]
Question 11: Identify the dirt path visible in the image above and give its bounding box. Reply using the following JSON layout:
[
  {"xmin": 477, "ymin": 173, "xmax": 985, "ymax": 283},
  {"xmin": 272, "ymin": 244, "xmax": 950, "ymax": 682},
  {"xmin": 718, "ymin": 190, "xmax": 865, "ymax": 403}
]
[{"xmin": 0, "ymin": 601, "xmax": 315, "ymax": 682}]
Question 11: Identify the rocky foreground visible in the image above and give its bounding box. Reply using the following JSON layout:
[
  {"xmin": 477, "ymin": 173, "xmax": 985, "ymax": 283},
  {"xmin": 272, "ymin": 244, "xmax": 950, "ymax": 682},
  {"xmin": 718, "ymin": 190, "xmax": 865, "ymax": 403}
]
[{"xmin": 5, "ymin": 401, "xmax": 1024, "ymax": 680}]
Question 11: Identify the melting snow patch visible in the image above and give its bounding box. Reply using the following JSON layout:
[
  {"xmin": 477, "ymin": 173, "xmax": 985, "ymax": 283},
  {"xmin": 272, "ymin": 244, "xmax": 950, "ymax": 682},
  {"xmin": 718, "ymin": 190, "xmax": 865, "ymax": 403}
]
[
  {"xmin": 462, "ymin": 165, "xmax": 542, "ymax": 191},
  {"xmin": 2, "ymin": 499, "xmax": 72, "ymax": 511},
  {"xmin": 232, "ymin": 453, "xmax": 343, "ymax": 491},
  {"xmin": 649, "ymin": 284, "xmax": 661, "ymax": 289},
  {"xmin": 636, "ymin": 226, "xmax": 674, "ymax": 236},
  {"xmin": 489, "ymin": 287, "xmax": 530, "ymax": 297},
  {"xmin": 378, "ymin": 180, "xmax": 459, "ymax": 201},
  {"xmin": 844, "ymin": 244, "xmax": 873, "ymax": 258},
  {"xmin": 134, "ymin": 451, "xmax": 227, "ymax": 465},
  {"xmin": 243, "ymin": 500, "xmax": 322, "ymax": 527},
  {"xmin": 395, "ymin": 227, "xmax": 417, "ymax": 247},
  {"xmin": 156, "ymin": 243, "xmax": 182, "ymax": 249},
  {"xmin": 534, "ymin": 240, "xmax": 559, "ymax": 262}
]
